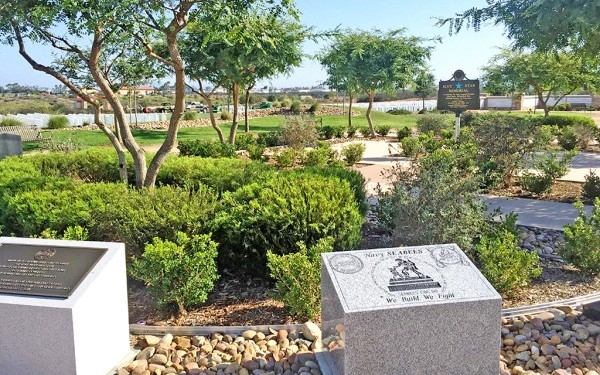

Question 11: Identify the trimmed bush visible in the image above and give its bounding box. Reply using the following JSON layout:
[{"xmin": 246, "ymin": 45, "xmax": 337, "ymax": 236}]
[
  {"xmin": 212, "ymin": 173, "xmax": 363, "ymax": 273},
  {"xmin": 267, "ymin": 237, "xmax": 333, "ymax": 319},
  {"xmin": 375, "ymin": 124, "xmax": 392, "ymax": 136},
  {"xmin": 302, "ymin": 142, "xmax": 336, "ymax": 167},
  {"xmin": 583, "ymin": 171, "xmax": 600, "ymax": 200},
  {"xmin": 397, "ymin": 127, "xmax": 411, "ymax": 141},
  {"xmin": 416, "ymin": 114, "xmax": 451, "ymax": 136},
  {"xmin": 560, "ymin": 199, "xmax": 600, "ymax": 275},
  {"xmin": 359, "ymin": 125, "xmax": 372, "ymax": 137},
  {"xmin": 320, "ymin": 124, "xmax": 345, "ymax": 139},
  {"xmin": 0, "ymin": 118, "xmax": 23, "ymax": 127},
  {"xmin": 158, "ymin": 156, "xmax": 274, "ymax": 193},
  {"xmin": 182, "ymin": 111, "xmax": 200, "ymax": 121},
  {"xmin": 520, "ymin": 151, "xmax": 577, "ymax": 196},
  {"xmin": 257, "ymin": 131, "xmax": 282, "ymax": 147},
  {"xmin": 347, "ymin": 123, "xmax": 359, "ymax": 137},
  {"xmin": 47, "ymin": 115, "xmax": 70, "ymax": 129},
  {"xmin": 274, "ymin": 148, "xmax": 298, "ymax": 168},
  {"xmin": 247, "ymin": 144, "xmax": 266, "ymax": 161},
  {"xmin": 234, "ymin": 133, "xmax": 257, "ymax": 151},
  {"xmin": 542, "ymin": 114, "xmax": 595, "ymax": 128},
  {"xmin": 178, "ymin": 140, "xmax": 237, "ymax": 158},
  {"xmin": 131, "ymin": 232, "xmax": 219, "ymax": 313},
  {"xmin": 520, "ymin": 174, "xmax": 553, "ymax": 196},
  {"xmin": 558, "ymin": 126, "xmax": 578, "ymax": 151},
  {"xmin": 477, "ymin": 230, "xmax": 541, "ymax": 295},
  {"xmin": 220, "ymin": 110, "xmax": 231, "ymax": 121},
  {"xmin": 281, "ymin": 116, "xmax": 318, "ymax": 149},
  {"xmin": 91, "ymin": 185, "xmax": 218, "ymax": 256},
  {"xmin": 342, "ymin": 143, "xmax": 366, "ymax": 166},
  {"xmin": 401, "ymin": 137, "xmax": 421, "ymax": 157},
  {"xmin": 387, "ymin": 109, "xmax": 412, "ymax": 115}
]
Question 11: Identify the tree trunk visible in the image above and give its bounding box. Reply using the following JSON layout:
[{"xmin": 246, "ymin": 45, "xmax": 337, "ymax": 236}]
[
  {"xmin": 348, "ymin": 93, "xmax": 353, "ymax": 128},
  {"xmin": 366, "ymin": 90, "xmax": 376, "ymax": 137},
  {"xmin": 202, "ymin": 94, "xmax": 224, "ymax": 143},
  {"xmin": 89, "ymin": 26, "xmax": 147, "ymax": 188},
  {"xmin": 244, "ymin": 83, "xmax": 255, "ymax": 133},
  {"xmin": 144, "ymin": 28, "xmax": 187, "ymax": 188},
  {"xmin": 229, "ymin": 83, "xmax": 240, "ymax": 144},
  {"xmin": 536, "ymin": 91, "xmax": 550, "ymax": 117},
  {"xmin": 93, "ymin": 104, "xmax": 127, "ymax": 184}
]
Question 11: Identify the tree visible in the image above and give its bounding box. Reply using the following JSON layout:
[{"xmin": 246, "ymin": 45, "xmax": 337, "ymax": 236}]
[
  {"xmin": 481, "ymin": 49, "xmax": 600, "ymax": 117},
  {"xmin": 413, "ymin": 71, "xmax": 436, "ymax": 111},
  {"xmin": 182, "ymin": 7, "xmax": 304, "ymax": 143},
  {"xmin": 439, "ymin": 0, "xmax": 600, "ymax": 57},
  {"xmin": 1, "ymin": 0, "xmax": 296, "ymax": 186},
  {"xmin": 320, "ymin": 30, "xmax": 432, "ymax": 137}
]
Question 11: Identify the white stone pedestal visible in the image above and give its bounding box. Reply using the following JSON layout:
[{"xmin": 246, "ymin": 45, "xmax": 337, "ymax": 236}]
[
  {"xmin": 321, "ymin": 244, "xmax": 502, "ymax": 375},
  {"xmin": 0, "ymin": 237, "xmax": 130, "ymax": 375}
]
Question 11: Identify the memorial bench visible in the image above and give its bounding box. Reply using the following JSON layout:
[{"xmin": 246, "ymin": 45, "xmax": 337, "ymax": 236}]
[
  {"xmin": 0, "ymin": 125, "xmax": 49, "ymax": 142},
  {"xmin": 570, "ymin": 103, "xmax": 588, "ymax": 111}
]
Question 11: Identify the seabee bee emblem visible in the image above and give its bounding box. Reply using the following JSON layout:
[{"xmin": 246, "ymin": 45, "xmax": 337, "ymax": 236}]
[{"xmin": 34, "ymin": 248, "xmax": 56, "ymax": 261}]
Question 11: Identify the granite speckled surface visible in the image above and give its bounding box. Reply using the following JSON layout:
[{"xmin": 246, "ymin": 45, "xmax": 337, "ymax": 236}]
[{"xmin": 321, "ymin": 244, "xmax": 502, "ymax": 375}]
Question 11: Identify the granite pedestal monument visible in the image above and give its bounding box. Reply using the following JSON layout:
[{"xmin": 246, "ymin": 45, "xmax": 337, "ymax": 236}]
[
  {"xmin": 0, "ymin": 237, "xmax": 130, "ymax": 375},
  {"xmin": 321, "ymin": 244, "xmax": 501, "ymax": 375},
  {"xmin": 0, "ymin": 133, "xmax": 22, "ymax": 160}
]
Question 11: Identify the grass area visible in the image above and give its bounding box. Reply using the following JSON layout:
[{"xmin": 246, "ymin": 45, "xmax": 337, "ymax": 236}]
[{"xmin": 26, "ymin": 109, "xmax": 596, "ymax": 152}]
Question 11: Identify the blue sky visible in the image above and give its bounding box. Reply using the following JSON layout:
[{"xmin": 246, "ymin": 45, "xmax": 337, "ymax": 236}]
[{"xmin": 0, "ymin": 0, "xmax": 511, "ymax": 89}]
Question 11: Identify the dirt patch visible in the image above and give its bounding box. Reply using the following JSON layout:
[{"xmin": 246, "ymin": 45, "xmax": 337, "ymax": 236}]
[{"xmin": 490, "ymin": 180, "xmax": 587, "ymax": 204}]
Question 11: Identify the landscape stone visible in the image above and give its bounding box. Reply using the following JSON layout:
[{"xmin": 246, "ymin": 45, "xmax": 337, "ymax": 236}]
[
  {"xmin": 321, "ymin": 244, "xmax": 501, "ymax": 375},
  {"xmin": 0, "ymin": 133, "xmax": 22, "ymax": 160}
]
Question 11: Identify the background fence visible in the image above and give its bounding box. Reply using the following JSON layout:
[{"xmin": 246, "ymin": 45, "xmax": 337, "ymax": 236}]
[{"xmin": 0, "ymin": 113, "xmax": 171, "ymax": 128}]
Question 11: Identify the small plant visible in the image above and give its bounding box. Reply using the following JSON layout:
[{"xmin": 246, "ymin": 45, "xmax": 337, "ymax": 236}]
[
  {"xmin": 396, "ymin": 127, "xmax": 411, "ymax": 141},
  {"xmin": 574, "ymin": 123, "xmax": 598, "ymax": 150},
  {"xmin": 182, "ymin": 111, "xmax": 200, "ymax": 121},
  {"xmin": 131, "ymin": 232, "xmax": 219, "ymax": 314},
  {"xmin": 290, "ymin": 100, "xmax": 302, "ymax": 114},
  {"xmin": 401, "ymin": 137, "xmax": 422, "ymax": 157},
  {"xmin": 39, "ymin": 225, "xmax": 89, "ymax": 241},
  {"xmin": 347, "ymin": 123, "xmax": 359, "ymax": 137},
  {"xmin": 47, "ymin": 115, "xmax": 69, "ymax": 129},
  {"xmin": 275, "ymin": 148, "xmax": 297, "ymax": 168},
  {"xmin": 271, "ymin": 101, "xmax": 282, "ymax": 108},
  {"xmin": 308, "ymin": 102, "xmax": 320, "ymax": 113},
  {"xmin": 387, "ymin": 109, "xmax": 412, "ymax": 115},
  {"xmin": 558, "ymin": 126, "xmax": 578, "ymax": 151},
  {"xmin": 281, "ymin": 98, "xmax": 291, "ymax": 108},
  {"xmin": 520, "ymin": 174, "xmax": 553, "ymax": 196},
  {"xmin": 342, "ymin": 143, "xmax": 366, "ymax": 166},
  {"xmin": 234, "ymin": 133, "xmax": 257, "ymax": 151},
  {"xmin": 41, "ymin": 137, "xmax": 84, "ymax": 152},
  {"xmin": 302, "ymin": 142, "xmax": 336, "ymax": 167},
  {"xmin": 375, "ymin": 124, "xmax": 392, "ymax": 136},
  {"xmin": 560, "ymin": 199, "xmax": 600, "ymax": 275},
  {"xmin": 319, "ymin": 124, "xmax": 345, "ymax": 139},
  {"xmin": 281, "ymin": 116, "xmax": 318, "ymax": 149},
  {"xmin": 247, "ymin": 144, "xmax": 266, "ymax": 161},
  {"xmin": 267, "ymin": 237, "xmax": 334, "ymax": 319},
  {"xmin": 0, "ymin": 118, "xmax": 23, "ymax": 127},
  {"xmin": 416, "ymin": 114, "xmax": 451, "ymax": 136},
  {"xmin": 521, "ymin": 150, "xmax": 577, "ymax": 195},
  {"xmin": 583, "ymin": 171, "xmax": 600, "ymax": 200},
  {"xmin": 477, "ymin": 230, "xmax": 541, "ymax": 295},
  {"xmin": 359, "ymin": 125, "xmax": 372, "ymax": 137},
  {"xmin": 220, "ymin": 110, "xmax": 231, "ymax": 121}
]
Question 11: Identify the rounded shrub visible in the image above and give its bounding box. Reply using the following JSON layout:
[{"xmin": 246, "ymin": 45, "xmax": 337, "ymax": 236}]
[
  {"xmin": 308, "ymin": 102, "xmax": 320, "ymax": 113},
  {"xmin": 416, "ymin": 114, "xmax": 451, "ymax": 136},
  {"xmin": 375, "ymin": 124, "xmax": 392, "ymax": 136},
  {"xmin": 401, "ymin": 137, "xmax": 422, "ymax": 157},
  {"xmin": 558, "ymin": 126, "xmax": 578, "ymax": 151},
  {"xmin": 342, "ymin": 143, "xmax": 366, "ymax": 166},
  {"xmin": 47, "ymin": 115, "xmax": 70, "ymax": 129},
  {"xmin": 396, "ymin": 127, "xmax": 411, "ymax": 141},
  {"xmin": 560, "ymin": 199, "xmax": 600, "ymax": 275},
  {"xmin": 182, "ymin": 111, "xmax": 201, "ymax": 121},
  {"xmin": 220, "ymin": 110, "xmax": 231, "ymax": 121},
  {"xmin": 290, "ymin": 100, "xmax": 302, "ymax": 114},
  {"xmin": 131, "ymin": 232, "xmax": 219, "ymax": 313},
  {"xmin": 212, "ymin": 173, "xmax": 364, "ymax": 274},
  {"xmin": 583, "ymin": 171, "xmax": 600, "ymax": 200},
  {"xmin": 178, "ymin": 140, "xmax": 237, "ymax": 158}
]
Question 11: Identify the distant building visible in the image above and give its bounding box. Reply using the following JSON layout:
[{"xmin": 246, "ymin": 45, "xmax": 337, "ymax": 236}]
[{"xmin": 117, "ymin": 85, "xmax": 155, "ymax": 97}]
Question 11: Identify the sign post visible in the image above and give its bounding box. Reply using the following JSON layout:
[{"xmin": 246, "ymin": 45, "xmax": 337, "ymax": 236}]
[{"xmin": 437, "ymin": 70, "xmax": 480, "ymax": 141}]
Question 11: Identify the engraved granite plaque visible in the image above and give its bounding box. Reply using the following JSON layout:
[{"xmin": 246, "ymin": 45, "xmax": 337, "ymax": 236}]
[
  {"xmin": 0, "ymin": 243, "xmax": 106, "ymax": 298},
  {"xmin": 321, "ymin": 244, "xmax": 502, "ymax": 375}
]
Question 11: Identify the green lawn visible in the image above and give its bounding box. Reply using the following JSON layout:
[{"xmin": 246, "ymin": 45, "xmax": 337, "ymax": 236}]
[{"xmin": 28, "ymin": 109, "xmax": 595, "ymax": 152}]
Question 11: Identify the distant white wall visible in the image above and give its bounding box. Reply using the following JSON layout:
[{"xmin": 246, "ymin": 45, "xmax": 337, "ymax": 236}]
[
  {"xmin": 0, "ymin": 113, "xmax": 170, "ymax": 128},
  {"xmin": 486, "ymin": 97, "xmax": 513, "ymax": 109}
]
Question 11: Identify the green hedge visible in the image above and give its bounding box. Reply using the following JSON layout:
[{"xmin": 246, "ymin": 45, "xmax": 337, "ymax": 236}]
[
  {"xmin": 212, "ymin": 173, "xmax": 364, "ymax": 273},
  {"xmin": 157, "ymin": 156, "xmax": 274, "ymax": 193},
  {"xmin": 542, "ymin": 114, "xmax": 596, "ymax": 127}
]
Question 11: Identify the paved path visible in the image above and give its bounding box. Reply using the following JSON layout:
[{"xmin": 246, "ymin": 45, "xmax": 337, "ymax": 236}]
[{"xmin": 483, "ymin": 195, "xmax": 592, "ymax": 231}]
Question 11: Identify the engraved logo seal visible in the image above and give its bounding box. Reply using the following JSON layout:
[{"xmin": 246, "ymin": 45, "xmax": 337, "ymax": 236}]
[
  {"xmin": 330, "ymin": 254, "xmax": 364, "ymax": 274},
  {"xmin": 34, "ymin": 248, "xmax": 56, "ymax": 261},
  {"xmin": 429, "ymin": 246, "xmax": 468, "ymax": 268}
]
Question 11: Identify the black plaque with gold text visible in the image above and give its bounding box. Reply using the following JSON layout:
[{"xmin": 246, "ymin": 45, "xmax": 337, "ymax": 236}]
[
  {"xmin": 0, "ymin": 243, "xmax": 106, "ymax": 299},
  {"xmin": 437, "ymin": 79, "xmax": 480, "ymax": 112}
]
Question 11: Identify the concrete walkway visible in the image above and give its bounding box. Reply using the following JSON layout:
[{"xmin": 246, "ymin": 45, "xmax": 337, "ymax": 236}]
[{"xmin": 483, "ymin": 195, "xmax": 592, "ymax": 231}]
